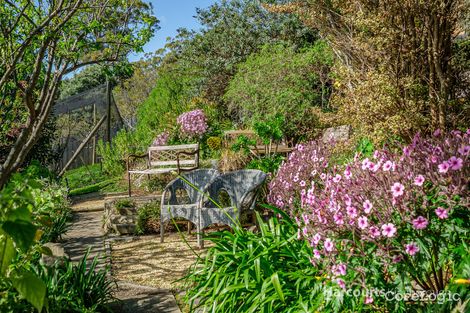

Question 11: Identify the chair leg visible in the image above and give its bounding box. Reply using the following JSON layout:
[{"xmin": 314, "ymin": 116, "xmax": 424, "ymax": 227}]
[
  {"xmin": 160, "ymin": 220, "xmax": 164, "ymax": 243},
  {"xmin": 197, "ymin": 225, "xmax": 204, "ymax": 249},
  {"xmin": 187, "ymin": 221, "xmax": 192, "ymax": 235}
]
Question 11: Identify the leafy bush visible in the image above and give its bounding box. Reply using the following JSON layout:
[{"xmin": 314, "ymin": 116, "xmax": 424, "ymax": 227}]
[
  {"xmin": 269, "ymin": 130, "xmax": 470, "ymax": 311},
  {"xmin": 36, "ymin": 250, "xmax": 115, "ymax": 313},
  {"xmin": 0, "ymin": 167, "xmax": 72, "ymax": 311},
  {"xmin": 225, "ymin": 41, "xmax": 333, "ymax": 141},
  {"xmin": 247, "ymin": 155, "xmax": 284, "ymax": 175},
  {"xmin": 184, "ymin": 208, "xmax": 324, "ymax": 313},
  {"xmin": 114, "ymin": 198, "xmax": 136, "ymax": 210},
  {"xmin": 135, "ymin": 201, "xmax": 160, "ymax": 235},
  {"xmin": 0, "ymin": 251, "xmax": 115, "ymax": 313}
]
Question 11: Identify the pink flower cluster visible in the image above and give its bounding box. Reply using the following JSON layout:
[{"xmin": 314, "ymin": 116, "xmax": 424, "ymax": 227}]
[
  {"xmin": 177, "ymin": 109, "xmax": 208, "ymax": 138},
  {"xmin": 152, "ymin": 131, "xmax": 170, "ymax": 146},
  {"xmin": 269, "ymin": 129, "xmax": 469, "ymax": 293}
]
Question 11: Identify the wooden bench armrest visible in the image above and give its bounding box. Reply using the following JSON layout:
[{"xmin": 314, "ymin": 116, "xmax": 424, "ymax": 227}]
[
  {"xmin": 127, "ymin": 153, "xmax": 149, "ymax": 171},
  {"xmin": 176, "ymin": 150, "xmax": 199, "ymax": 173}
]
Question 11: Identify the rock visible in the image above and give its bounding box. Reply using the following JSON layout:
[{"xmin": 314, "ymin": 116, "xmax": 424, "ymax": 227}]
[
  {"xmin": 41, "ymin": 242, "xmax": 70, "ymax": 267},
  {"xmin": 113, "ymin": 223, "xmax": 137, "ymax": 235},
  {"xmin": 322, "ymin": 125, "xmax": 352, "ymax": 143}
]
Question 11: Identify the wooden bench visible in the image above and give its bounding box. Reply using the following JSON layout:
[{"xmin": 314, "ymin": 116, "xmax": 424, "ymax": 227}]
[{"xmin": 126, "ymin": 143, "xmax": 199, "ymax": 196}]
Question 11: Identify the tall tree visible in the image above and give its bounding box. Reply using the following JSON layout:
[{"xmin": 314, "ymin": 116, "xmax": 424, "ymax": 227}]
[
  {"xmin": 0, "ymin": 0, "xmax": 158, "ymax": 187},
  {"xmin": 265, "ymin": 0, "xmax": 469, "ymax": 133}
]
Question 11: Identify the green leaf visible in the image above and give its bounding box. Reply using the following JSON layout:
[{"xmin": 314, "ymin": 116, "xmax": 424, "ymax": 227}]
[
  {"xmin": 2, "ymin": 220, "xmax": 37, "ymax": 252},
  {"xmin": 11, "ymin": 270, "xmax": 46, "ymax": 312},
  {"xmin": 271, "ymin": 272, "xmax": 285, "ymax": 303},
  {"xmin": 0, "ymin": 232, "xmax": 16, "ymax": 275}
]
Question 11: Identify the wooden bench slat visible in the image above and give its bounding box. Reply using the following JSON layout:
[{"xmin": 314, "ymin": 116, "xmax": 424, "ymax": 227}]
[
  {"xmin": 150, "ymin": 160, "xmax": 197, "ymax": 167},
  {"xmin": 148, "ymin": 144, "xmax": 199, "ymax": 151},
  {"xmin": 129, "ymin": 168, "xmax": 178, "ymax": 175}
]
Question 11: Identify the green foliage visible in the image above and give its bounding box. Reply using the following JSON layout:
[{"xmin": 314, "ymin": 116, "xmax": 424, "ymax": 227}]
[
  {"xmin": 0, "ymin": 0, "xmax": 159, "ymax": 187},
  {"xmin": 60, "ymin": 62, "xmax": 133, "ymax": 99},
  {"xmin": 0, "ymin": 176, "xmax": 47, "ymax": 311},
  {"xmin": 36, "ymin": 250, "xmax": 115, "ymax": 313},
  {"xmin": 225, "ymin": 41, "xmax": 333, "ymax": 141},
  {"xmin": 135, "ymin": 201, "xmax": 161, "ymax": 235},
  {"xmin": 176, "ymin": 0, "xmax": 317, "ymax": 103},
  {"xmin": 184, "ymin": 207, "xmax": 323, "ymax": 313},
  {"xmin": 206, "ymin": 136, "xmax": 222, "ymax": 151},
  {"xmin": 0, "ymin": 251, "xmax": 115, "ymax": 313},
  {"xmin": 355, "ymin": 138, "xmax": 375, "ymax": 157},
  {"xmin": 247, "ymin": 155, "xmax": 284, "ymax": 174},
  {"xmin": 114, "ymin": 198, "xmax": 136, "ymax": 210}
]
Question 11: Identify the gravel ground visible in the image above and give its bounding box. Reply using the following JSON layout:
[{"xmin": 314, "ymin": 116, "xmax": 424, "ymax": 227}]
[{"xmin": 111, "ymin": 233, "xmax": 207, "ymax": 290}]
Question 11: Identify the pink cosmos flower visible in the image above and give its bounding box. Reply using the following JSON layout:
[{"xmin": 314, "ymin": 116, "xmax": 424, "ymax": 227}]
[
  {"xmin": 334, "ymin": 213, "xmax": 344, "ymax": 225},
  {"xmin": 438, "ymin": 162, "xmax": 450, "ymax": 173},
  {"xmin": 312, "ymin": 233, "xmax": 321, "ymax": 245},
  {"xmin": 458, "ymin": 145, "xmax": 470, "ymax": 156},
  {"xmin": 333, "ymin": 174, "xmax": 342, "ymax": 183},
  {"xmin": 392, "ymin": 255, "xmax": 403, "ymax": 263},
  {"xmin": 391, "ymin": 182, "xmax": 405, "ymax": 197},
  {"xmin": 405, "ymin": 242, "xmax": 420, "ymax": 256},
  {"xmin": 364, "ymin": 296, "xmax": 374, "ymax": 304},
  {"xmin": 369, "ymin": 226, "xmax": 380, "ymax": 238},
  {"xmin": 382, "ymin": 160, "xmax": 394, "ymax": 171},
  {"xmin": 362, "ymin": 158, "xmax": 370, "ymax": 170},
  {"xmin": 344, "ymin": 167, "xmax": 352, "ymax": 179},
  {"xmin": 363, "ymin": 200, "xmax": 373, "ymax": 214},
  {"xmin": 313, "ymin": 249, "xmax": 321, "ymax": 259},
  {"xmin": 430, "ymin": 155, "xmax": 438, "ymax": 163},
  {"xmin": 358, "ymin": 216, "xmax": 369, "ymax": 229},
  {"xmin": 448, "ymin": 156, "xmax": 463, "ymax": 171},
  {"xmin": 381, "ymin": 223, "xmax": 397, "ymax": 237},
  {"xmin": 414, "ymin": 175, "xmax": 425, "ymax": 186},
  {"xmin": 346, "ymin": 206, "xmax": 358, "ymax": 218},
  {"xmin": 302, "ymin": 227, "xmax": 308, "ymax": 236},
  {"xmin": 412, "ymin": 216, "xmax": 428, "ymax": 230},
  {"xmin": 435, "ymin": 207, "xmax": 449, "ymax": 219},
  {"xmin": 344, "ymin": 194, "xmax": 352, "ymax": 206},
  {"xmin": 324, "ymin": 238, "xmax": 334, "ymax": 252},
  {"xmin": 336, "ymin": 278, "xmax": 346, "ymax": 289},
  {"xmin": 403, "ymin": 146, "xmax": 411, "ymax": 156},
  {"xmin": 300, "ymin": 180, "xmax": 306, "ymax": 187},
  {"xmin": 334, "ymin": 263, "xmax": 347, "ymax": 276},
  {"xmin": 320, "ymin": 173, "xmax": 327, "ymax": 180}
]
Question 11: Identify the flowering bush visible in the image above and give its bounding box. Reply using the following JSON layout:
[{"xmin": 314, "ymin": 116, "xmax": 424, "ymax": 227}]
[
  {"xmin": 268, "ymin": 130, "xmax": 469, "ymax": 309},
  {"xmin": 152, "ymin": 131, "xmax": 169, "ymax": 146},
  {"xmin": 177, "ymin": 109, "xmax": 208, "ymax": 138}
]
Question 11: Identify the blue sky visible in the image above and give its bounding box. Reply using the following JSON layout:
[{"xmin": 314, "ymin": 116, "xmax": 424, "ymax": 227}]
[{"xmin": 128, "ymin": 0, "xmax": 218, "ymax": 61}]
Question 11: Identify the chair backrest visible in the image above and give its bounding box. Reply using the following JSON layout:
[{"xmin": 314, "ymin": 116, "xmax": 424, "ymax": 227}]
[
  {"xmin": 203, "ymin": 169, "xmax": 267, "ymax": 210},
  {"xmin": 148, "ymin": 143, "xmax": 199, "ymax": 170},
  {"xmin": 164, "ymin": 169, "xmax": 219, "ymax": 205}
]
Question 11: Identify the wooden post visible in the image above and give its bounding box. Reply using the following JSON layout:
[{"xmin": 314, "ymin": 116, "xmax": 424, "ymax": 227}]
[
  {"xmin": 92, "ymin": 103, "xmax": 96, "ymax": 164},
  {"xmin": 106, "ymin": 80, "xmax": 111, "ymax": 144}
]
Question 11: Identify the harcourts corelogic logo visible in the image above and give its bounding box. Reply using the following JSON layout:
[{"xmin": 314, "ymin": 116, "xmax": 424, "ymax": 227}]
[{"xmin": 324, "ymin": 287, "xmax": 462, "ymax": 305}]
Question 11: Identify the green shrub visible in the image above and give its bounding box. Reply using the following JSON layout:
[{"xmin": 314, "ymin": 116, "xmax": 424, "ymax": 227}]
[
  {"xmin": 225, "ymin": 41, "xmax": 333, "ymax": 142},
  {"xmin": 0, "ymin": 251, "xmax": 115, "ymax": 313},
  {"xmin": 184, "ymin": 206, "xmax": 324, "ymax": 312},
  {"xmin": 247, "ymin": 155, "xmax": 284, "ymax": 175},
  {"xmin": 37, "ymin": 250, "xmax": 115, "ymax": 313},
  {"xmin": 135, "ymin": 201, "xmax": 160, "ymax": 235},
  {"xmin": 114, "ymin": 198, "xmax": 136, "ymax": 210}
]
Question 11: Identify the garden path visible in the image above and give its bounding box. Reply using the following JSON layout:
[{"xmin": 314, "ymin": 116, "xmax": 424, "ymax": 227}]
[{"xmin": 63, "ymin": 197, "xmax": 181, "ymax": 313}]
